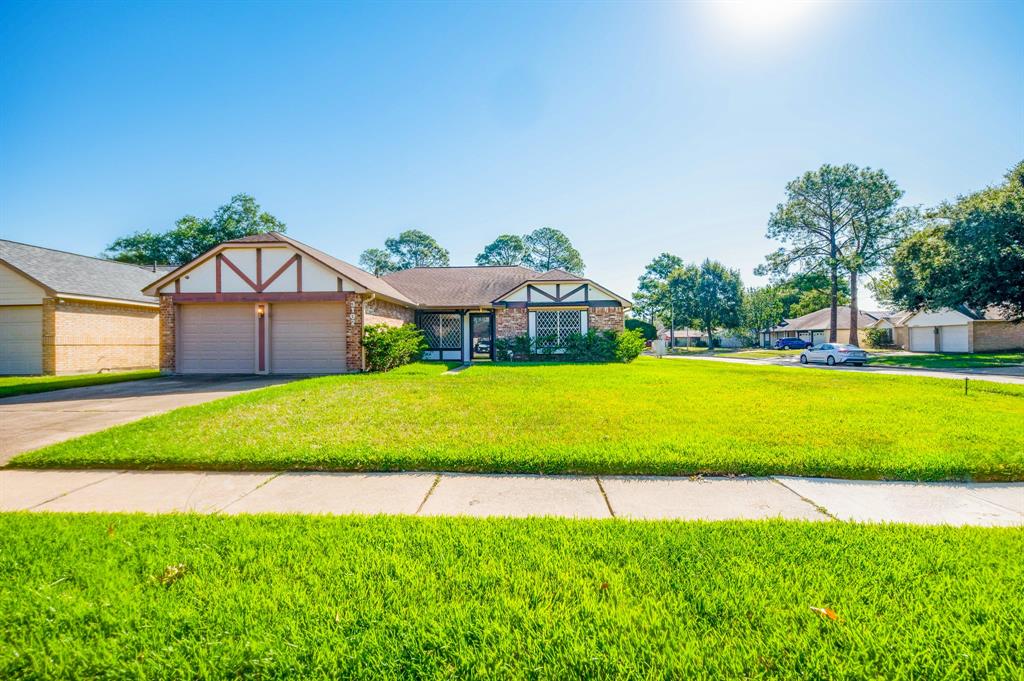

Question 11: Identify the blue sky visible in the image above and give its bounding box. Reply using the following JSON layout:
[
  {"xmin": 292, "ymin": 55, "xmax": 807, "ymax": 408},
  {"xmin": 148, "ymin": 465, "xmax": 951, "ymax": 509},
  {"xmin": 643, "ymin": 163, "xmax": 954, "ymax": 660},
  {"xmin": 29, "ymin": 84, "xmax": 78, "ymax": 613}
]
[{"xmin": 1, "ymin": 1, "xmax": 1021, "ymax": 307}]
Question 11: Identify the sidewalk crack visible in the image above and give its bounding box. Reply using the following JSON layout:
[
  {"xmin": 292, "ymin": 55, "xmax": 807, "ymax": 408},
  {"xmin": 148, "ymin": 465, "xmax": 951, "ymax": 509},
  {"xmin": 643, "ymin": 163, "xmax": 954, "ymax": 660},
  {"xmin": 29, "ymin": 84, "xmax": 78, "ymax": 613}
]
[
  {"xmin": 28, "ymin": 469, "xmax": 125, "ymax": 510},
  {"xmin": 595, "ymin": 477, "xmax": 616, "ymax": 518},
  {"xmin": 771, "ymin": 477, "xmax": 836, "ymax": 521},
  {"xmin": 415, "ymin": 474, "xmax": 442, "ymax": 515},
  {"xmin": 215, "ymin": 471, "xmax": 283, "ymax": 514}
]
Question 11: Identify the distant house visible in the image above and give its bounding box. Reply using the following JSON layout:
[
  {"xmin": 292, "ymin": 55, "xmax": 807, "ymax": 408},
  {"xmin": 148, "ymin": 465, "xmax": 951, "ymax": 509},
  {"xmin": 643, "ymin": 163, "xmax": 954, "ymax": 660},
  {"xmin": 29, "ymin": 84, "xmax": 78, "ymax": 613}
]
[
  {"xmin": 762, "ymin": 306, "xmax": 881, "ymax": 347},
  {"xmin": 892, "ymin": 307, "xmax": 1023, "ymax": 353},
  {"xmin": 0, "ymin": 240, "xmax": 161, "ymax": 375},
  {"xmin": 662, "ymin": 329, "xmax": 745, "ymax": 348}
]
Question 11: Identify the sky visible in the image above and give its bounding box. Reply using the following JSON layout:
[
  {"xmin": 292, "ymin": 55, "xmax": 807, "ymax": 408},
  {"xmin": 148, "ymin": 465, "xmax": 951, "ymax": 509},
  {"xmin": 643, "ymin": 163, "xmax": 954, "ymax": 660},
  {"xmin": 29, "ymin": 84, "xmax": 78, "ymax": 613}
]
[{"xmin": 1, "ymin": 1, "xmax": 1022, "ymax": 309}]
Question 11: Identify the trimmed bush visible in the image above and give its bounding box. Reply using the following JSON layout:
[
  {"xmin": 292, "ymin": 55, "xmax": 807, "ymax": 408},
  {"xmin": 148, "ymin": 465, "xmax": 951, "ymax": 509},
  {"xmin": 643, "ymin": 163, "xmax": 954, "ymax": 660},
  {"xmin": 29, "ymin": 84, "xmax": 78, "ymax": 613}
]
[
  {"xmin": 494, "ymin": 329, "xmax": 644, "ymax": 363},
  {"xmin": 362, "ymin": 324, "xmax": 427, "ymax": 372},
  {"xmin": 625, "ymin": 318, "xmax": 657, "ymax": 341},
  {"xmin": 614, "ymin": 329, "xmax": 646, "ymax": 363}
]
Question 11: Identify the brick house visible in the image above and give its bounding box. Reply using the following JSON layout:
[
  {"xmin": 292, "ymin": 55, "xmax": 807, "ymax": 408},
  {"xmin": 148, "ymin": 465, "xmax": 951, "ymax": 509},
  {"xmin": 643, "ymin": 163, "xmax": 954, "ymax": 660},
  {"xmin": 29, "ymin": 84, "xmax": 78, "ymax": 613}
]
[
  {"xmin": 142, "ymin": 233, "xmax": 630, "ymax": 374},
  {"xmin": 878, "ymin": 306, "xmax": 1024, "ymax": 353},
  {"xmin": 0, "ymin": 239, "xmax": 161, "ymax": 375}
]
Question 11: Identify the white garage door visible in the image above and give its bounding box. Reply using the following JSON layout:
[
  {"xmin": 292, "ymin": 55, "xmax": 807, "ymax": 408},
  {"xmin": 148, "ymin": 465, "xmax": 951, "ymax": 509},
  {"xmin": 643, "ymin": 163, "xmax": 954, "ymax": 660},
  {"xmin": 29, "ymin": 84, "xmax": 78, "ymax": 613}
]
[
  {"xmin": 178, "ymin": 304, "xmax": 256, "ymax": 373},
  {"xmin": 270, "ymin": 303, "xmax": 346, "ymax": 374},
  {"xmin": 909, "ymin": 326, "xmax": 936, "ymax": 352},
  {"xmin": 0, "ymin": 305, "xmax": 43, "ymax": 375},
  {"xmin": 939, "ymin": 325, "xmax": 969, "ymax": 353}
]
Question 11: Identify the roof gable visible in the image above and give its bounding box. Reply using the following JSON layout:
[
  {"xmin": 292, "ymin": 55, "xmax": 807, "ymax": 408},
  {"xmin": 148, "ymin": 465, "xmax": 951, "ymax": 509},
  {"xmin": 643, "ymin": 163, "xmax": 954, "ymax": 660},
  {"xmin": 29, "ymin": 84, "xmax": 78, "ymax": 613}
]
[{"xmin": 383, "ymin": 266, "xmax": 538, "ymax": 308}]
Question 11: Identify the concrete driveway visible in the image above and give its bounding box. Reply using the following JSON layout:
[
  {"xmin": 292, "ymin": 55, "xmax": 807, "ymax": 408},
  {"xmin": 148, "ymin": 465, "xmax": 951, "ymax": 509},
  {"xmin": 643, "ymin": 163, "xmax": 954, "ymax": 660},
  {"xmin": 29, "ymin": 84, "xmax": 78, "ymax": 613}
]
[{"xmin": 0, "ymin": 375, "xmax": 295, "ymax": 464}]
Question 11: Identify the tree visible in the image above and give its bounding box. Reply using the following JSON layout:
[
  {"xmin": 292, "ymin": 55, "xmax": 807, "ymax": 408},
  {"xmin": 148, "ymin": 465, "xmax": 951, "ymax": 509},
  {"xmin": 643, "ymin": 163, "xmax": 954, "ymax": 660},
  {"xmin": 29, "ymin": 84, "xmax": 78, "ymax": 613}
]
[
  {"xmin": 740, "ymin": 286, "xmax": 784, "ymax": 348},
  {"xmin": 475, "ymin": 234, "xmax": 529, "ymax": 266},
  {"xmin": 359, "ymin": 248, "xmax": 399, "ymax": 277},
  {"xmin": 840, "ymin": 168, "xmax": 916, "ymax": 343},
  {"xmin": 761, "ymin": 164, "xmax": 859, "ymax": 341},
  {"xmin": 884, "ymin": 161, "xmax": 1024, "ymax": 321},
  {"xmin": 633, "ymin": 253, "xmax": 685, "ymax": 339},
  {"xmin": 105, "ymin": 194, "xmax": 285, "ymax": 265},
  {"xmin": 523, "ymin": 227, "xmax": 584, "ymax": 274},
  {"xmin": 384, "ymin": 230, "xmax": 450, "ymax": 269},
  {"xmin": 624, "ymin": 318, "xmax": 657, "ymax": 341},
  {"xmin": 772, "ymin": 271, "xmax": 850, "ymax": 318},
  {"xmin": 670, "ymin": 260, "xmax": 743, "ymax": 348}
]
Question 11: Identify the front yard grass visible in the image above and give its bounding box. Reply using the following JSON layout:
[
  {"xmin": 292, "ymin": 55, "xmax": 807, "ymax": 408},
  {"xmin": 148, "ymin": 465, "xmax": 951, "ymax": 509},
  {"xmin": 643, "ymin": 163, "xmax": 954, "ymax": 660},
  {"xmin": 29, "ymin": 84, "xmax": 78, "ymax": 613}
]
[
  {"xmin": 868, "ymin": 352, "xmax": 1024, "ymax": 370},
  {"xmin": 12, "ymin": 358, "xmax": 1024, "ymax": 480},
  {"xmin": 1, "ymin": 513, "xmax": 1020, "ymax": 679},
  {"xmin": 0, "ymin": 370, "xmax": 161, "ymax": 399}
]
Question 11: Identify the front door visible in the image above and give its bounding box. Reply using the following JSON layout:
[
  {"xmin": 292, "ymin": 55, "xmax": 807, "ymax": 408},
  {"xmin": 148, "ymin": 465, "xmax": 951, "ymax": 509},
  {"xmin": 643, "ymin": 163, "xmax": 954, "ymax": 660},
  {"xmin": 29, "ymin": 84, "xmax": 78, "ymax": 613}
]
[{"xmin": 469, "ymin": 313, "xmax": 493, "ymax": 360}]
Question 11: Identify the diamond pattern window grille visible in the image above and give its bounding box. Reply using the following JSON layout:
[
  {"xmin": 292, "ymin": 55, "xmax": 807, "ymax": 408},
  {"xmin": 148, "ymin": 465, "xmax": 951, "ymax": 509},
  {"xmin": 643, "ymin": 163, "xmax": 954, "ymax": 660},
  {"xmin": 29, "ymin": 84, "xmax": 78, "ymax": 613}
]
[
  {"xmin": 534, "ymin": 310, "xmax": 582, "ymax": 347},
  {"xmin": 419, "ymin": 313, "xmax": 462, "ymax": 349}
]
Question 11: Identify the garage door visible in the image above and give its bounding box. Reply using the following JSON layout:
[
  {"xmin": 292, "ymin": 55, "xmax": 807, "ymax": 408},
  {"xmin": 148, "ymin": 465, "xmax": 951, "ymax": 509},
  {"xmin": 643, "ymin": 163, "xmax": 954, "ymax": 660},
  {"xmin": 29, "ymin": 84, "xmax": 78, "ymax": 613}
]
[
  {"xmin": 178, "ymin": 304, "xmax": 255, "ymax": 373},
  {"xmin": 909, "ymin": 326, "xmax": 936, "ymax": 352},
  {"xmin": 270, "ymin": 303, "xmax": 346, "ymax": 373},
  {"xmin": 939, "ymin": 325, "xmax": 969, "ymax": 353},
  {"xmin": 0, "ymin": 305, "xmax": 43, "ymax": 375}
]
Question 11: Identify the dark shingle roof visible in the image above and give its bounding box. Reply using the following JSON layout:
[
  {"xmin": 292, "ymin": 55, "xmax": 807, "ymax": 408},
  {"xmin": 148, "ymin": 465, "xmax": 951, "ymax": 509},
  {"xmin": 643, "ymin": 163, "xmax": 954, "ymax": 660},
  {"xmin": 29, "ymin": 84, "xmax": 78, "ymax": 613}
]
[
  {"xmin": 0, "ymin": 239, "xmax": 159, "ymax": 305},
  {"xmin": 384, "ymin": 266, "xmax": 540, "ymax": 307},
  {"xmin": 532, "ymin": 268, "xmax": 584, "ymax": 281},
  {"xmin": 772, "ymin": 306, "xmax": 879, "ymax": 332}
]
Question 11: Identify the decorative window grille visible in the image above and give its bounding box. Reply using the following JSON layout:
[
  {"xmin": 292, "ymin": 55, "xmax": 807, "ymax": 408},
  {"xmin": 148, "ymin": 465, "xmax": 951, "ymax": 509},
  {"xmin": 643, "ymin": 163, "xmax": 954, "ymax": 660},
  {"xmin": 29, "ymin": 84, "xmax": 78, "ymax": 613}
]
[
  {"xmin": 419, "ymin": 313, "xmax": 462, "ymax": 349},
  {"xmin": 534, "ymin": 310, "xmax": 582, "ymax": 347}
]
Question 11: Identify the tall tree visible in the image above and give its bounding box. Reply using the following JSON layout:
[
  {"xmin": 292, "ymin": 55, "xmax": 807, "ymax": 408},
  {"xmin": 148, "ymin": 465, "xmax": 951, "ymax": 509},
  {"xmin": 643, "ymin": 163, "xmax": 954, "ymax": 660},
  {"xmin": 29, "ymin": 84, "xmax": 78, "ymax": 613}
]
[
  {"xmin": 475, "ymin": 234, "xmax": 529, "ymax": 266},
  {"xmin": 740, "ymin": 286, "xmax": 784, "ymax": 348},
  {"xmin": 671, "ymin": 259, "xmax": 743, "ymax": 348},
  {"xmin": 841, "ymin": 168, "xmax": 916, "ymax": 343},
  {"xmin": 523, "ymin": 227, "xmax": 584, "ymax": 274},
  {"xmin": 105, "ymin": 194, "xmax": 285, "ymax": 265},
  {"xmin": 770, "ymin": 270, "xmax": 850, "ymax": 318},
  {"xmin": 358, "ymin": 248, "xmax": 399, "ymax": 277},
  {"xmin": 762, "ymin": 164, "xmax": 859, "ymax": 341},
  {"xmin": 883, "ymin": 160, "xmax": 1024, "ymax": 321},
  {"xmin": 633, "ymin": 253, "xmax": 685, "ymax": 339}
]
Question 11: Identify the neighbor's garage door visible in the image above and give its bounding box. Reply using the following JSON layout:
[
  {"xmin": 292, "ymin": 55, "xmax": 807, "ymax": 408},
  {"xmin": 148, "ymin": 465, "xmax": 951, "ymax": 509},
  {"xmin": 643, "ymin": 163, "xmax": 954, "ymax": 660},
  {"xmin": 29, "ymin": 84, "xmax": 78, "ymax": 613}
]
[
  {"xmin": 939, "ymin": 325, "xmax": 969, "ymax": 353},
  {"xmin": 909, "ymin": 326, "xmax": 936, "ymax": 352},
  {"xmin": 0, "ymin": 305, "xmax": 43, "ymax": 375},
  {"xmin": 270, "ymin": 302, "xmax": 346, "ymax": 374},
  {"xmin": 178, "ymin": 304, "xmax": 255, "ymax": 373}
]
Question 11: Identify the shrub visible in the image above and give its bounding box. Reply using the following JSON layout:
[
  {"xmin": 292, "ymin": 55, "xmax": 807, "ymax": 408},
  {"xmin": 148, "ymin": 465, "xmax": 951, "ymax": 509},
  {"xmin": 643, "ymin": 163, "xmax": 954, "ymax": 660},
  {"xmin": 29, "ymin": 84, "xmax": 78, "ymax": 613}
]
[
  {"xmin": 362, "ymin": 324, "xmax": 427, "ymax": 372},
  {"xmin": 564, "ymin": 330, "xmax": 617, "ymax": 362},
  {"xmin": 625, "ymin": 318, "xmax": 657, "ymax": 341},
  {"xmin": 865, "ymin": 327, "xmax": 894, "ymax": 349},
  {"xmin": 614, "ymin": 329, "xmax": 646, "ymax": 363}
]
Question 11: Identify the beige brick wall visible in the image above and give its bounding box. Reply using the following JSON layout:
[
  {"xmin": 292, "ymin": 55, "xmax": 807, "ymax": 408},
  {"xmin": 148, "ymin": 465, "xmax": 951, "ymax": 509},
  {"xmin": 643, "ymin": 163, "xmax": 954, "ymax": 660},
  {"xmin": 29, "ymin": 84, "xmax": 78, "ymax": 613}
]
[
  {"xmin": 364, "ymin": 298, "xmax": 414, "ymax": 328},
  {"xmin": 46, "ymin": 298, "xmax": 159, "ymax": 375},
  {"xmin": 495, "ymin": 307, "xmax": 528, "ymax": 339},
  {"xmin": 588, "ymin": 306, "xmax": 625, "ymax": 332},
  {"xmin": 971, "ymin": 320, "xmax": 1024, "ymax": 352},
  {"xmin": 159, "ymin": 295, "xmax": 176, "ymax": 372}
]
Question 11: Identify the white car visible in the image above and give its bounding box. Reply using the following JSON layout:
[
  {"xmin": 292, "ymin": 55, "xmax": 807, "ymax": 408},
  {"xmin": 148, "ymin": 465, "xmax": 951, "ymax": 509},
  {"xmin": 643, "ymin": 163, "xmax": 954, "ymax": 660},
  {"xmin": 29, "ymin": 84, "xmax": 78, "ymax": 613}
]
[{"xmin": 799, "ymin": 343, "xmax": 868, "ymax": 366}]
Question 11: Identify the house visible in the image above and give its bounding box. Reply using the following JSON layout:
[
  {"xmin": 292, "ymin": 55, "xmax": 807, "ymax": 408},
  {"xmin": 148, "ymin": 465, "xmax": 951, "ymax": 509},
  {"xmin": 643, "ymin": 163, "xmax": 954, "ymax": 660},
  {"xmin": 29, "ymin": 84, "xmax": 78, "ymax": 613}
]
[
  {"xmin": 762, "ymin": 306, "xmax": 880, "ymax": 347},
  {"xmin": 864, "ymin": 312, "xmax": 914, "ymax": 348},
  {"xmin": 662, "ymin": 329, "xmax": 745, "ymax": 348},
  {"xmin": 141, "ymin": 233, "xmax": 630, "ymax": 373},
  {"xmin": 0, "ymin": 239, "xmax": 161, "ymax": 375},
  {"xmin": 894, "ymin": 306, "xmax": 1024, "ymax": 353}
]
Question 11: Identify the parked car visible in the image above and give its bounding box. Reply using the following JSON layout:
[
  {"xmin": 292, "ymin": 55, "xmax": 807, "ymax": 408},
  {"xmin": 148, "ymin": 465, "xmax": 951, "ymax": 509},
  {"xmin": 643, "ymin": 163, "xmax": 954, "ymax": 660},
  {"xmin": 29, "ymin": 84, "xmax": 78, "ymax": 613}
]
[
  {"xmin": 799, "ymin": 343, "xmax": 868, "ymax": 366},
  {"xmin": 774, "ymin": 337, "xmax": 812, "ymax": 350}
]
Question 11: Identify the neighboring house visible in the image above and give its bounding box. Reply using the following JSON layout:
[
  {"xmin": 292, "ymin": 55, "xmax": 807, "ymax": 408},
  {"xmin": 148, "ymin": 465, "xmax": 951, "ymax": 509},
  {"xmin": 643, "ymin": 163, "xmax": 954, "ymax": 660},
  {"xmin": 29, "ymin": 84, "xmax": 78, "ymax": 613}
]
[
  {"xmin": 864, "ymin": 312, "xmax": 914, "ymax": 348},
  {"xmin": 763, "ymin": 306, "xmax": 880, "ymax": 347},
  {"xmin": 662, "ymin": 329, "xmax": 745, "ymax": 348},
  {"xmin": 0, "ymin": 240, "xmax": 161, "ymax": 375},
  {"xmin": 142, "ymin": 233, "xmax": 630, "ymax": 374},
  {"xmin": 894, "ymin": 306, "xmax": 1024, "ymax": 353}
]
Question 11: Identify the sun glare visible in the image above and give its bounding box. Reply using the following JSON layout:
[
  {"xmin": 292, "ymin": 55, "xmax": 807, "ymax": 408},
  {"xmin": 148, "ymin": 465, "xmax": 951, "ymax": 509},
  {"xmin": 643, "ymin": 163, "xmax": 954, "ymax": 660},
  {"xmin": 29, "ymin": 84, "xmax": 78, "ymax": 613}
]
[{"xmin": 703, "ymin": 0, "xmax": 826, "ymax": 43}]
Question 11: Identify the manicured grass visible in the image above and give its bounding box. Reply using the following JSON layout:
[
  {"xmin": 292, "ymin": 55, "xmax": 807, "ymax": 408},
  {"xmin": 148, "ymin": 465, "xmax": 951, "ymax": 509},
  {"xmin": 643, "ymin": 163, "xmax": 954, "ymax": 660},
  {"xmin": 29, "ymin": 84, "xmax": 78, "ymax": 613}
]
[
  {"xmin": 0, "ymin": 370, "xmax": 161, "ymax": 398},
  {"xmin": 1, "ymin": 513, "xmax": 1021, "ymax": 679},
  {"xmin": 12, "ymin": 358, "xmax": 1024, "ymax": 481},
  {"xmin": 869, "ymin": 352, "xmax": 1024, "ymax": 370},
  {"xmin": 730, "ymin": 349, "xmax": 803, "ymax": 359}
]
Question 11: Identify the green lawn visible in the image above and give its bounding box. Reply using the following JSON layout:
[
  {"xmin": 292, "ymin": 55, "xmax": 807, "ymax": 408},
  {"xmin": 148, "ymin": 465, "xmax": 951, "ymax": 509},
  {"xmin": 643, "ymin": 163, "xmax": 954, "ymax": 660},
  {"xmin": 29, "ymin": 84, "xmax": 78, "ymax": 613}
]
[
  {"xmin": 12, "ymin": 358, "xmax": 1024, "ymax": 480},
  {"xmin": 730, "ymin": 349, "xmax": 803, "ymax": 359},
  {"xmin": 0, "ymin": 370, "xmax": 161, "ymax": 398},
  {"xmin": 868, "ymin": 352, "xmax": 1024, "ymax": 370},
  {"xmin": 1, "ymin": 513, "xmax": 1020, "ymax": 679}
]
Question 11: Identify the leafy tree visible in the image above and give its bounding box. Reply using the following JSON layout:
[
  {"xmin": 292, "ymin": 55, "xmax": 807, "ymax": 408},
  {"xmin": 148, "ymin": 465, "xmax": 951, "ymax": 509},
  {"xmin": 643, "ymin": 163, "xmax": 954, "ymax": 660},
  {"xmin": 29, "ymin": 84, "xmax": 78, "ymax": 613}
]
[
  {"xmin": 475, "ymin": 234, "xmax": 529, "ymax": 266},
  {"xmin": 359, "ymin": 248, "xmax": 399, "ymax": 277},
  {"xmin": 760, "ymin": 164, "xmax": 859, "ymax": 341},
  {"xmin": 884, "ymin": 161, "xmax": 1024, "ymax": 321},
  {"xmin": 670, "ymin": 260, "xmax": 743, "ymax": 347},
  {"xmin": 771, "ymin": 271, "xmax": 850, "ymax": 318},
  {"xmin": 105, "ymin": 194, "xmax": 285, "ymax": 265},
  {"xmin": 633, "ymin": 253, "xmax": 685, "ymax": 328},
  {"xmin": 624, "ymin": 318, "xmax": 657, "ymax": 341},
  {"xmin": 523, "ymin": 227, "xmax": 584, "ymax": 274},
  {"xmin": 740, "ymin": 286, "xmax": 784, "ymax": 348}
]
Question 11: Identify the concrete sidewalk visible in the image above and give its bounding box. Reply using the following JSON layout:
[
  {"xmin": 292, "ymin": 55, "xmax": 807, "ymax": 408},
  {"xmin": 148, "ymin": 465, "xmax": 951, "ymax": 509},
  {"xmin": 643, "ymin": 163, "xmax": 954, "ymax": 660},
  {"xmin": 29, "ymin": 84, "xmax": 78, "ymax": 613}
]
[{"xmin": 2, "ymin": 469, "xmax": 1021, "ymax": 526}]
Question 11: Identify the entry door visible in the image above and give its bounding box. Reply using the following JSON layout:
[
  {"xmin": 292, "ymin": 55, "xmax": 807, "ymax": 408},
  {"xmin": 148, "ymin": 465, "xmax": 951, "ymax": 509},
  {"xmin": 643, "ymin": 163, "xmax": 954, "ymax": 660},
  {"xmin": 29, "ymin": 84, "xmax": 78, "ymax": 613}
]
[{"xmin": 469, "ymin": 313, "xmax": 493, "ymax": 360}]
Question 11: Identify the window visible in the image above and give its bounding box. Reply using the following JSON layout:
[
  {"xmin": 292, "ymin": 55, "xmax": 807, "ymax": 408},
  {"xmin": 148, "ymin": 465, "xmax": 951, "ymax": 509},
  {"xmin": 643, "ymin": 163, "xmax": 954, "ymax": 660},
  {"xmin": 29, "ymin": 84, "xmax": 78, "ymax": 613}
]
[
  {"xmin": 419, "ymin": 313, "xmax": 462, "ymax": 349},
  {"xmin": 534, "ymin": 310, "xmax": 583, "ymax": 346}
]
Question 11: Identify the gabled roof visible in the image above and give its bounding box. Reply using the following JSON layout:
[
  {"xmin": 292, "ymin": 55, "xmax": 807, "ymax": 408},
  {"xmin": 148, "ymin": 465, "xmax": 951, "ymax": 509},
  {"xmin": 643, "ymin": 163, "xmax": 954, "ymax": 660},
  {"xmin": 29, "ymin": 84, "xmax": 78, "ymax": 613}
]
[
  {"xmin": 0, "ymin": 239, "xmax": 159, "ymax": 305},
  {"xmin": 531, "ymin": 268, "xmax": 584, "ymax": 281},
  {"xmin": 771, "ymin": 306, "xmax": 879, "ymax": 332},
  {"xmin": 384, "ymin": 265, "xmax": 539, "ymax": 308}
]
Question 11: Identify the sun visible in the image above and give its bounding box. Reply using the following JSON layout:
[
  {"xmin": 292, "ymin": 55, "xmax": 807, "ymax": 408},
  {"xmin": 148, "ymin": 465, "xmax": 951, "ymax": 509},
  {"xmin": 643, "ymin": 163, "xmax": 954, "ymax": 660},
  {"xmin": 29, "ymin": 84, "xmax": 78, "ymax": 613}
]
[{"xmin": 703, "ymin": 0, "xmax": 826, "ymax": 43}]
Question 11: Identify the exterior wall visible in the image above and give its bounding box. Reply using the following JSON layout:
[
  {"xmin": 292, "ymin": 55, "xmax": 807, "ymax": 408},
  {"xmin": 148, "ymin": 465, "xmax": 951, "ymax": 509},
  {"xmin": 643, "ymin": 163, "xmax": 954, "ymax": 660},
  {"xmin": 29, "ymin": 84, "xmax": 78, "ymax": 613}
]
[
  {"xmin": 971, "ymin": 320, "xmax": 1024, "ymax": 352},
  {"xmin": 159, "ymin": 295, "xmax": 176, "ymax": 372},
  {"xmin": 45, "ymin": 298, "xmax": 159, "ymax": 374},
  {"xmin": 588, "ymin": 305, "xmax": 624, "ymax": 332},
  {"xmin": 0, "ymin": 262, "xmax": 45, "ymax": 305},
  {"xmin": 894, "ymin": 325, "xmax": 909, "ymax": 350},
  {"xmin": 904, "ymin": 309, "xmax": 971, "ymax": 327},
  {"xmin": 344, "ymin": 293, "xmax": 364, "ymax": 372},
  {"xmin": 364, "ymin": 298, "xmax": 414, "ymax": 328},
  {"xmin": 495, "ymin": 307, "xmax": 528, "ymax": 339}
]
